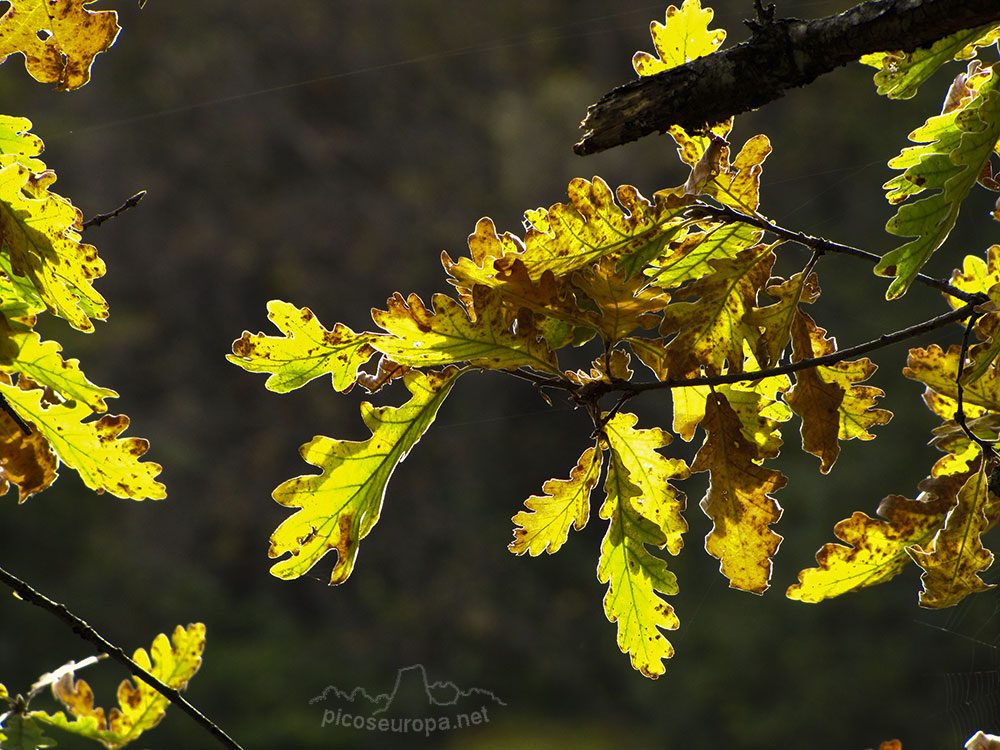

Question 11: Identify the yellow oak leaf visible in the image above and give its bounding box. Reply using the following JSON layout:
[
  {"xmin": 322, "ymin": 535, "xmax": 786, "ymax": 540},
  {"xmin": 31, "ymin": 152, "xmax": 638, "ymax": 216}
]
[
  {"xmin": 602, "ymin": 411, "xmax": 690, "ymax": 554},
  {"xmin": 370, "ymin": 287, "xmax": 558, "ymax": 374},
  {"xmin": 228, "ymin": 299, "xmax": 376, "ymax": 393},
  {"xmin": 571, "ymin": 258, "xmax": 670, "ymax": 342},
  {"xmin": 691, "ymin": 393, "xmax": 786, "ymax": 593},
  {"xmin": 745, "ymin": 271, "xmax": 820, "ymax": 368},
  {"xmin": 40, "ymin": 624, "xmax": 205, "ymax": 748},
  {"xmin": 0, "ymin": 0, "xmax": 120, "ymax": 91},
  {"xmin": 444, "ymin": 179, "xmax": 690, "ymax": 288},
  {"xmin": 268, "ymin": 367, "xmax": 462, "ymax": 583},
  {"xmin": 509, "ymin": 444, "xmax": 601, "ymax": 556},
  {"xmin": 786, "ymin": 469, "xmax": 967, "ymax": 603},
  {"xmin": 0, "ymin": 162, "xmax": 107, "ymax": 331},
  {"xmin": 598, "ymin": 440, "xmax": 680, "ymax": 678},
  {"xmin": 905, "ymin": 344, "xmax": 1000, "ymax": 417},
  {"xmin": 786, "ymin": 311, "xmax": 892, "ymax": 473},
  {"xmin": 0, "ymin": 381, "xmax": 164, "ymax": 499},
  {"xmin": 943, "ymin": 247, "xmax": 1000, "ymax": 384},
  {"xmin": 0, "ymin": 316, "xmax": 117, "ymax": 411},
  {"xmin": 565, "ymin": 349, "xmax": 634, "ymax": 386},
  {"xmin": 632, "ymin": 0, "xmax": 726, "ymax": 76},
  {"xmin": 647, "ymin": 221, "xmax": 765, "ymax": 289},
  {"xmin": 0, "ymin": 115, "xmax": 46, "ymax": 172},
  {"xmin": 658, "ymin": 244, "xmax": 774, "ymax": 377},
  {"xmin": 908, "ymin": 459, "xmax": 1000, "ymax": 608}
]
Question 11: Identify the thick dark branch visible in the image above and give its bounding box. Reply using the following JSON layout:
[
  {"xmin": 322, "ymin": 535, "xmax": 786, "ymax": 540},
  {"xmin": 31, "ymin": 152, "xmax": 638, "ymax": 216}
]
[
  {"xmin": 575, "ymin": 0, "xmax": 1000, "ymax": 155},
  {"xmin": 0, "ymin": 564, "xmax": 243, "ymax": 750}
]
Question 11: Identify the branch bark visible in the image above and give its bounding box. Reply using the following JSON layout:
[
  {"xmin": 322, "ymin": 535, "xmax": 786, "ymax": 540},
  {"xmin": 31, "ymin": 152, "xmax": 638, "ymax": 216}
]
[{"xmin": 575, "ymin": 0, "xmax": 1000, "ymax": 155}]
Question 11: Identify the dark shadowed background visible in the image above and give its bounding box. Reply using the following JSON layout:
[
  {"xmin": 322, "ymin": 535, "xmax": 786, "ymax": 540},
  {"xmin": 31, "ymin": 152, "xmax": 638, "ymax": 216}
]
[{"xmin": 1, "ymin": 0, "xmax": 998, "ymax": 748}]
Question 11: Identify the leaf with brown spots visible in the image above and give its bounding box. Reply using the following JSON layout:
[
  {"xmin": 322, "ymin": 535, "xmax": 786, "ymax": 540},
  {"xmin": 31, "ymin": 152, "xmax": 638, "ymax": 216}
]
[
  {"xmin": 787, "ymin": 311, "xmax": 892, "ymax": 473},
  {"xmin": 0, "ymin": 381, "xmax": 164, "ymax": 500},
  {"xmin": 905, "ymin": 344, "xmax": 1000, "ymax": 418},
  {"xmin": 908, "ymin": 458, "xmax": 1000, "ymax": 608},
  {"xmin": 786, "ymin": 468, "xmax": 969, "ymax": 603},
  {"xmin": 691, "ymin": 392, "xmax": 786, "ymax": 593},
  {"xmin": 268, "ymin": 367, "xmax": 462, "ymax": 583},
  {"xmin": 37, "ymin": 624, "xmax": 206, "ymax": 748},
  {"xmin": 370, "ymin": 288, "xmax": 558, "ymax": 374},
  {"xmin": 0, "ymin": 162, "xmax": 107, "ymax": 331},
  {"xmin": 510, "ymin": 444, "xmax": 601, "ymax": 556},
  {"xmin": 228, "ymin": 299, "xmax": 376, "ymax": 393},
  {"xmin": 0, "ymin": 407, "xmax": 56, "ymax": 502},
  {"xmin": 657, "ymin": 244, "xmax": 773, "ymax": 378},
  {"xmin": 571, "ymin": 258, "xmax": 670, "ymax": 342},
  {"xmin": 0, "ymin": 0, "xmax": 120, "ymax": 91}
]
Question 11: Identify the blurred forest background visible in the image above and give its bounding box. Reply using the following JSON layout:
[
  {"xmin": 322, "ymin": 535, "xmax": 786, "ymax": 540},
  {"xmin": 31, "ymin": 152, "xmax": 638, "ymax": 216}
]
[{"xmin": 1, "ymin": 0, "xmax": 999, "ymax": 747}]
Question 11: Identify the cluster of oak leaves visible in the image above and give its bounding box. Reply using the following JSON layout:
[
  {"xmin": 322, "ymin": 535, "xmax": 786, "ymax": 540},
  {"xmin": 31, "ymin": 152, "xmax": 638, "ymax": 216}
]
[
  {"xmin": 230, "ymin": 1, "xmax": 1000, "ymax": 685},
  {"xmin": 1, "ymin": 0, "xmax": 1000, "ymax": 747},
  {"xmin": 0, "ymin": 2, "xmax": 204, "ymax": 749}
]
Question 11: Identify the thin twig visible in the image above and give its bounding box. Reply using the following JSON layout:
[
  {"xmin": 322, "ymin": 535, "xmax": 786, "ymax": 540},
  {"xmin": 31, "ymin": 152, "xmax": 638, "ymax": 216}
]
[
  {"xmin": 955, "ymin": 313, "xmax": 999, "ymax": 458},
  {"xmin": 686, "ymin": 203, "xmax": 979, "ymax": 302},
  {"xmin": 515, "ymin": 299, "xmax": 984, "ymax": 405},
  {"xmin": 0, "ymin": 393, "xmax": 31, "ymax": 435},
  {"xmin": 0, "ymin": 564, "xmax": 243, "ymax": 750},
  {"xmin": 81, "ymin": 191, "xmax": 146, "ymax": 230}
]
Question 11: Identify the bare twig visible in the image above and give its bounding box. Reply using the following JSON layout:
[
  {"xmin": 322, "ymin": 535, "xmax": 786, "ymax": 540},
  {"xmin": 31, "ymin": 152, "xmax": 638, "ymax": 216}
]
[
  {"xmin": 686, "ymin": 202, "xmax": 979, "ymax": 302},
  {"xmin": 81, "ymin": 191, "xmax": 146, "ymax": 230},
  {"xmin": 0, "ymin": 564, "xmax": 243, "ymax": 750},
  {"xmin": 0, "ymin": 393, "xmax": 31, "ymax": 435},
  {"xmin": 954, "ymin": 313, "xmax": 999, "ymax": 458},
  {"xmin": 575, "ymin": 0, "xmax": 1000, "ymax": 155}
]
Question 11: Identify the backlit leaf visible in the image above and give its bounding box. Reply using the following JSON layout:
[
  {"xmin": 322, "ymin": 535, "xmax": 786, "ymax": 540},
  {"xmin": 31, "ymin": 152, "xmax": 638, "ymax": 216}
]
[
  {"xmin": 0, "ymin": 162, "xmax": 107, "ymax": 331},
  {"xmin": 632, "ymin": 0, "xmax": 726, "ymax": 76},
  {"xmin": 786, "ymin": 311, "xmax": 892, "ymax": 473},
  {"xmin": 908, "ymin": 459, "xmax": 999, "ymax": 608},
  {"xmin": 0, "ymin": 381, "xmax": 165, "ymax": 500},
  {"xmin": 859, "ymin": 24, "xmax": 1000, "ymax": 100},
  {"xmin": 691, "ymin": 392, "xmax": 786, "ymax": 593},
  {"xmin": 598, "ymin": 429, "xmax": 682, "ymax": 678},
  {"xmin": 228, "ymin": 299, "xmax": 376, "ymax": 393},
  {"xmin": 786, "ymin": 468, "xmax": 968, "ymax": 603},
  {"xmin": 943, "ymin": 247, "xmax": 1000, "ymax": 384},
  {"xmin": 37, "ymin": 623, "xmax": 205, "ymax": 748},
  {"xmin": 0, "ymin": 0, "xmax": 119, "ymax": 91},
  {"xmin": 0, "ymin": 317, "xmax": 117, "ymax": 411},
  {"xmin": 0, "ymin": 408, "xmax": 57, "ymax": 502},
  {"xmin": 370, "ymin": 288, "xmax": 558, "ymax": 373},
  {"xmin": 875, "ymin": 68, "xmax": 1000, "ymax": 298},
  {"xmin": 0, "ymin": 115, "xmax": 45, "ymax": 172},
  {"xmin": 905, "ymin": 344, "xmax": 1000, "ymax": 415},
  {"xmin": 571, "ymin": 258, "xmax": 670, "ymax": 342},
  {"xmin": 509, "ymin": 444, "xmax": 601, "ymax": 556},
  {"xmin": 268, "ymin": 367, "xmax": 462, "ymax": 583},
  {"xmin": 658, "ymin": 244, "xmax": 773, "ymax": 377},
  {"xmin": 603, "ymin": 411, "xmax": 690, "ymax": 554}
]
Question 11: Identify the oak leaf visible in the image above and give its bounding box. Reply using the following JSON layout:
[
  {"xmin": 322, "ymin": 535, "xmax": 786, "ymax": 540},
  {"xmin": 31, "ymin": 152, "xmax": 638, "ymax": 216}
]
[
  {"xmin": 509, "ymin": 444, "xmax": 601, "ymax": 556},
  {"xmin": 268, "ymin": 368, "xmax": 461, "ymax": 583},
  {"xmin": 370, "ymin": 288, "xmax": 558, "ymax": 373},
  {"xmin": 0, "ymin": 0, "xmax": 120, "ymax": 91},
  {"xmin": 691, "ymin": 393, "xmax": 786, "ymax": 593},
  {"xmin": 786, "ymin": 311, "xmax": 892, "ymax": 473},
  {"xmin": 632, "ymin": 0, "xmax": 726, "ymax": 76},
  {"xmin": 876, "ymin": 67, "xmax": 1000, "ymax": 298},
  {"xmin": 37, "ymin": 624, "xmax": 205, "ymax": 749},
  {"xmin": 0, "ymin": 381, "xmax": 164, "ymax": 500},
  {"xmin": 228, "ymin": 300, "xmax": 376, "ymax": 393}
]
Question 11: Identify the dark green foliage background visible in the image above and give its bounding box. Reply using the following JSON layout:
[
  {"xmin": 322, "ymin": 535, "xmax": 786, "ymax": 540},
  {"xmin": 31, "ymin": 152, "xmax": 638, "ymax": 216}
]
[{"xmin": 0, "ymin": 1, "xmax": 998, "ymax": 747}]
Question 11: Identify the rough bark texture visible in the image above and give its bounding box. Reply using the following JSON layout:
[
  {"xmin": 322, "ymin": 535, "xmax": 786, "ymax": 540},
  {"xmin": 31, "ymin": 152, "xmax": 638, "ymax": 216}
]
[{"xmin": 575, "ymin": 0, "xmax": 1000, "ymax": 155}]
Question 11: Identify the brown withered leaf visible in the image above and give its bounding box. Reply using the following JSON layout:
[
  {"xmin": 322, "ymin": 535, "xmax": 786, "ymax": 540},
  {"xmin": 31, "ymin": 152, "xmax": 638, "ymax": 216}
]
[{"xmin": 0, "ymin": 408, "xmax": 57, "ymax": 502}]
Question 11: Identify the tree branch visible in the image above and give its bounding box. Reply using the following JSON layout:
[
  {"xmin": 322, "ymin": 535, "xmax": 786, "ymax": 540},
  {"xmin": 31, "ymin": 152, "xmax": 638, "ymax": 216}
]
[
  {"xmin": 0, "ymin": 564, "xmax": 243, "ymax": 750},
  {"xmin": 686, "ymin": 202, "xmax": 980, "ymax": 302},
  {"xmin": 575, "ymin": 0, "xmax": 1000, "ymax": 155}
]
